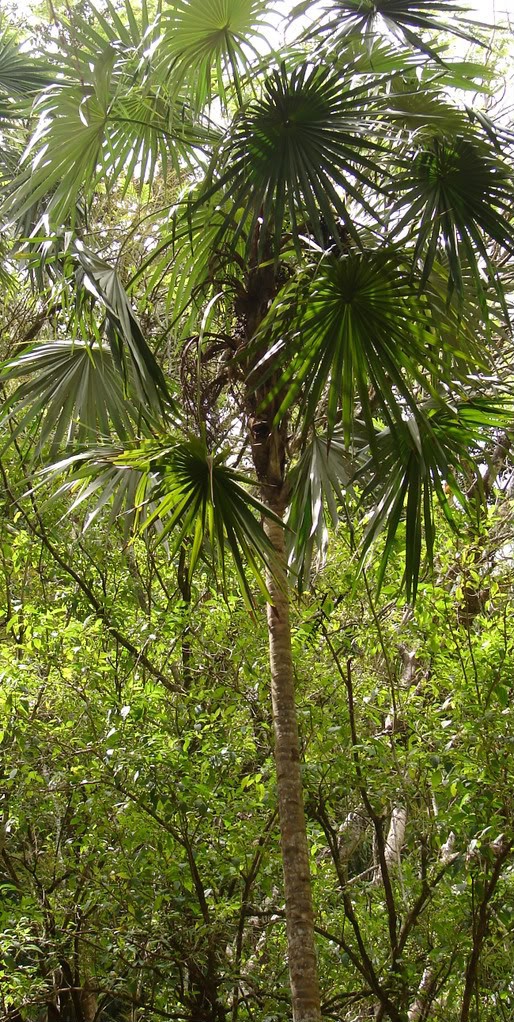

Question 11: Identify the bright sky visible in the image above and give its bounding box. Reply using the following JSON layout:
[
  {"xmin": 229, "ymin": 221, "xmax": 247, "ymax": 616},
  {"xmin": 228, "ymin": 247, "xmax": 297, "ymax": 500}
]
[{"xmin": 11, "ymin": 0, "xmax": 514, "ymax": 109}]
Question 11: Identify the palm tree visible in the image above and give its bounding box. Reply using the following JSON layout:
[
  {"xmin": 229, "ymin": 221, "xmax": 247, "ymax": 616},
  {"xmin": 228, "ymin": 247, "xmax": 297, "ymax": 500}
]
[{"xmin": 1, "ymin": 2, "xmax": 513, "ymax": 1018}]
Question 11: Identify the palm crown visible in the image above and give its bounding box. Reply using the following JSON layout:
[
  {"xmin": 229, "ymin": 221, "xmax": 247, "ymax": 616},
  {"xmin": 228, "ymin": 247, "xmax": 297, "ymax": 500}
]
[{"xmin": 2, "ymin": 0, "xmax": 512, "ymax": 599}]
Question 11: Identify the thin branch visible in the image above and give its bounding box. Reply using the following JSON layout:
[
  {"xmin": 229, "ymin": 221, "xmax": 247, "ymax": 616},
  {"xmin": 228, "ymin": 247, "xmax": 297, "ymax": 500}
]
[{"xmin": 0, "ymin": 460, "xmax": 181, "ymax": 695}]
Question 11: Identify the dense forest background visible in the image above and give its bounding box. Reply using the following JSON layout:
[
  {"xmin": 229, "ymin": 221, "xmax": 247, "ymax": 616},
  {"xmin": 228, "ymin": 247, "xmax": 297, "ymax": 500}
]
[{"xmin": 0, "ymin": 1, "xmax": 513, "ymax": 1021}]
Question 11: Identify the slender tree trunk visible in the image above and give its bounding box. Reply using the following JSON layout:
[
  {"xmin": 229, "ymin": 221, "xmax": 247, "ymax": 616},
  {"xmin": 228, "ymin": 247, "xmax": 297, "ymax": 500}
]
[
  {"xmin": 243, "ymin": 250, "xmax": 321, "ymax": 1020},
  {"xmin": 384, "ymin": 807, "xmax": 407, "ymax": 869},
  {"xmin": 263, "ymin": 509, "xmax": 321, "ymax": 1022}
]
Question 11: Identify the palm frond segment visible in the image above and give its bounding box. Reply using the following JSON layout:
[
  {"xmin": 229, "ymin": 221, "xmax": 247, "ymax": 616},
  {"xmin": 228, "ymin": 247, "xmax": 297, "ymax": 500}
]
[
  {"xmin": 292, "ymin": 1, "xmax": 485, "ymax": 57},
  {"xmin": 2, "ymin": 46, "xmax": 216, "ymax": 228},
  {"xmin": 0, "ymin": 32, "xmax": 50, "ymax": 98},
  {"xmin": 286, "ymin": 430, "xmax": 354, "ymax": 589},
  {"xmin": 155, "ymin": 0, "xmax": 272, "ymax": 110},
  {"xmin": 40, "ymin": 438, "xmax": 283, "ymax": 608},
  {"xmin": 252, "ymin": 250, "xmax": 476, "ymax": 442},
  {"xmin": 357, "ymin": 396, "xmax": 514, "ymax": 601},
  {"xmin": 391, "ymin": 136, "xmax": 514, "ymax": 295},
  {"xmin": 196, "ymin": 62, "xmax": 389, "ymax": 258},
  {"xmin": 0, "ymin": 243, "xmax": 174, "ymax": 456},
  {"xmin": 73, "ymin": 244, "xmax": 172, "ymax": 414},
  {"xmin": 1, "ymin": 342, "xmax": 134, "ymax": 458},
  {"xmin": 139, "ymin": 438, "xmax": 282, "ymax": 605}
]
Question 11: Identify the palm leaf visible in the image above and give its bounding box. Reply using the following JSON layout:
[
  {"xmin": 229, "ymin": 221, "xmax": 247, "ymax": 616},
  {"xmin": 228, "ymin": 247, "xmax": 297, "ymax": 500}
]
[
  {"xmin": 0, "ymin": 243, "xmax": 174, "ymax": 456},
  {"xmin": 356, "ymin": 396, "xmax": 514, "ymax": 601},
  {"xmin": 390, "ymin": 135, "xmax": 514, "ymax": 296},
  {"xmin": 292, "ymin": 1, "xmax": 485, "ymax": 58},
  {"xmin": 0, "ymin": 32, "xmax": 50, "ymax": 97},
  {"xmin": 36, "ymin": 446, "xmax": 160, "ymax": 539},
  {"xmin": 285, "ymin": 430, "xmax": 355, "ymax": 589},
  {"xmin": 194, "ymin": 61, "xmax": 391, "ymax": 259},
  {"xmin": 2, "ymin": 45, "xmax": 216, "ymax": 229},
  {"xmin": 0, "ymin": 342, "xmax": 135, "ymax": 458},
  {"xmin": 72, "ymin": 243, "xmax": 172, "ymax": 414},
  {"xmin": 251, "ymin": 249, "xmax": 478, "ymax": 442},
  {"xmin": 37, "ymin": 437, "xmax": 283, "ymax": 608},
  {"xmin": 139, "ymin": 438, "xmax": 282, "ymax": 606},
  {"xmin": 154, "ymin": 0, "xmax": 272, "ymax": 111}
]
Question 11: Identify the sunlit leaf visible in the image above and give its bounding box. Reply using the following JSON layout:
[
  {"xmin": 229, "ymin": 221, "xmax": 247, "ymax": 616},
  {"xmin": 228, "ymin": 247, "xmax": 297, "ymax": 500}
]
[
  {"xmin": 1, "ymin": 342, "xmax": 135, "ymax": 458},
  {"xmin": 155, "ymin": 0, "xmax": 272, "ymax": 111},
  {"xmin": 293, "ymin": 1, "xmax": 485, "ymax": 60},
  {"xmin": 194, "ymin": 61, "xmax": 391, "ymax": 259},
  {"xmin": 73, "ymin": 243, "xmax": 172, "ymax": 414},
  {"xmin": 390, "ymin": 136, "xmax": 514, "ymax": 296},
  {"xmin": 286, "ymin": 430, "xmax": 355, "ymax": 588},
  {"xmin": 36, "ymin": 437, "xmax": 283, "ymax": 608}
]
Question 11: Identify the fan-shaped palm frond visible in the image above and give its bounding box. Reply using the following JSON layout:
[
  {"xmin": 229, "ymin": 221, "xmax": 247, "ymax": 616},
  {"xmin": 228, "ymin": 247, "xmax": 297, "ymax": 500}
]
[
  {"xmin": 38, "ymin": 437, "xmax": 283, "ymax": 607},
  {"xmin": 73, "ymin": 243, "xmax": 172, "ymax": 413},
  {"xmin": 2, "ymin": 46, "xmax": 218, "ymax": 229},
  {"xmin": 80, "ymin": 0, "xmax": 154, "ymax": 50},
  {"xmin": 334, "ymin": 36, "xmax": 491, "ymax": 90},
  {"xmin": 291, "ymin": 1, "xmax": 483, "ymax": 58},
  {"xmin": 251, "ymin": 249, "xmax": 478, "ymax": 442},
  {"xmin": 357, "ymin": 396, "xmax": 514, "ymax": 600},
  {"xmin": 36, "ymin": 445, "xmax": 157, "ymax": 538},
  {"xmin": 1, "ymin": 243, "xmax": 174, "ymax": 457},
  {"xmin": 134, "ymin": 186, "xmax": 261, "ymax": 342},
  {"xmin": 391, "ymin": 136, "xmax": 514, "ymax": 294},
  {"xmin": 195, "ymin": 61, "xmax": 390, "ymax": 258},
  {"xmin": 1, "ymin": 342, "xmax": 135, "ymax": 458},
  {"xmin": 0, "ymin": 34, "xmax": 50, "ymax": 197},
  {"xmin": 141, "ymin": 440, "xmax": 282, "ymax": 608},
  {"xmin": 285, "ymin": 430, "xmax": 355, "ymax": 588},
  {"xmin": 155, "ymin": 0, "xmax": 272, "ymax": 110},
  {"xmin": 0, "ymin": 32, "xmax": 50, "ymax": 97}
]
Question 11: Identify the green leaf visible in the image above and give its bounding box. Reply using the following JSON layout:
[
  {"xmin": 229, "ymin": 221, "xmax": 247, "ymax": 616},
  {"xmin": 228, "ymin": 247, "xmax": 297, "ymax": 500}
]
[
  {"xmin": 73, "ymin": 243, "xmax": 173, "ymax": 415},
  {"xmin": 154, "ymin": 0, "xmax": 272, "ymax": 111},
  {"xmin": 37, "ymin": 437, "xmax": 284, "ymax": 609},
  {"xmin": 390, "ymin": 136, "xmax": 514, "ymax": 297},
  {"xmin": 251, "ymin": 249, "xmax": 476, "ymax": 442},
  {"xmin": 356, "ymin": 395, "xmax": 514, "ymax": 601},
  {"xmin": 0, "ymin": 342, "xmax": 134, "ymax": 458},
  {"xmin": 285, "ymin": 430, "xmax": 355, "ymax": 589},
  {"xmin": 2, "ymin": 45, "xmax": 215, "ymax": 229},
  {"xmin": 296, "ymin": 1, "xmax": 486, "ymax": 59},
  {"xmin": 140, "ymin": 438, "xmax": 282, "ymax": 606},
  {"xmin": 0, "ymin": 32, "xmax": 51, "ymax": 97},
  {"xmin": 194, "ymin": 61, "xmax": 391, "ymax": 259}
]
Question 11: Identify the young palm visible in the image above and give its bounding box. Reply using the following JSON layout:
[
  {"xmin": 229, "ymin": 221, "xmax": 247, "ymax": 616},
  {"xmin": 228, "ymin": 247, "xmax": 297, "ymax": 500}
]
[{"xmin": 2, "ymin": 2, "xmax": 513, "ymax": 1019}]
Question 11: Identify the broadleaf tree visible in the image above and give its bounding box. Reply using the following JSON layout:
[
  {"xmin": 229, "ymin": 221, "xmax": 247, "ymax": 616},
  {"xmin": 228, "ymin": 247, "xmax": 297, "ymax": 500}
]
[{"xmin": 1, "ymin": 1, "xmax": 513, "ymax": 1019}]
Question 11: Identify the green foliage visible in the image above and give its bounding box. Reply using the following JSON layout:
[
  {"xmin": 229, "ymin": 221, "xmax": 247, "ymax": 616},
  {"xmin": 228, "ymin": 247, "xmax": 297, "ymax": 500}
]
[
  {"xmin": 198, "ymin": 61, "xmax": 390, "ymax": 257},
  {"xmin": 0, "ymin": 484, "xmax": 512, "ymax": 1019},
  {"xmin": 391, "ymin": 135, "xmax": 514, "ymax": 293},
  {"xmin": 0, "ymin": 0, "xmax": 513, "ymax": 1019}
]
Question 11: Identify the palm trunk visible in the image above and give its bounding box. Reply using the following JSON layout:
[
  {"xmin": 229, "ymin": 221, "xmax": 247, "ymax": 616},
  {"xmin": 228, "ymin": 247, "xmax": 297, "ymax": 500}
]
[
  {"xmin": 244, "ymin": 253, "xmax": 321, "ymax": 1020},
  {"xmin": 263, "ymin": 510, "xmax": 321, "ymax": 1022}
]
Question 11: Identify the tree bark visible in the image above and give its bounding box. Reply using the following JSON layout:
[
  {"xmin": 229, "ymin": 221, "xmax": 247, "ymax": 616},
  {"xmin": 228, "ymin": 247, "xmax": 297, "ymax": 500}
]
[
  {"xmin": 263, "ymin": 510, "xmax": 321, "ymax": 1022},
  {"xmin": 384, "ymin": 807, "xmax": 407, "ymax": 869},
  {"xmin": 242, "ymin": 247, "xmax": 321, "ymax": 1020},
  {"xmin": 408, "ymin": 967, "xmax": 435, "ymax": 1021},
  {"xmin": 460, "ymin": 843, "xmax": 512, "ymax": 1022}
]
